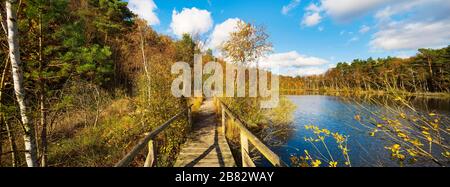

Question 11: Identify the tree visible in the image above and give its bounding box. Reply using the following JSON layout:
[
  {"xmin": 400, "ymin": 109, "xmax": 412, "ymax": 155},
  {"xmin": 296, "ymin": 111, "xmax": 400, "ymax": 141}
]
[
  {"xmin": 6, "ymin": 0, "xmax": 38, "ymax": 167},
  {"xmin": 221, "ymin": 21, "xmax": 272, "ymax": 66}
]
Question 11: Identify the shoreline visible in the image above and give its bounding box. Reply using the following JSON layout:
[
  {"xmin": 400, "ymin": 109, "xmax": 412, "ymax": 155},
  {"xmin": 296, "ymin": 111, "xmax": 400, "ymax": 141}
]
[{"xmin": 280, "ymin": 89, "xmax": 450, "ymax": 98}]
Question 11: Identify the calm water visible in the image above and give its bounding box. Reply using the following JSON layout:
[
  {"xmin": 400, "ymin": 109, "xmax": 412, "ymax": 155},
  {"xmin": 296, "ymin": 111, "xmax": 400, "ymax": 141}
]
[{"xmin": 271, "ymin": 95, "xmax": 450, "ymax": 167}]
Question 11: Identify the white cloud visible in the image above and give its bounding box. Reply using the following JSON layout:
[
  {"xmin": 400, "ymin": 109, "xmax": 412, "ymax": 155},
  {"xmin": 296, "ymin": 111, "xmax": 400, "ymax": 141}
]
[
  {"xmin": 127, "ymin": 0, "xmax": 159, "ymax": 25},
  {"xmin": 320, "ymin": 0, "xmax": 392, "ymax": 21},
  {"xmin": 256, "ymin": 51, "xmax": 331, "ymax": 77},
  {"xmin": 301, "ymin": 3, "xmax": 323, "ymax": 27},
  {"xmin": 302, "ymin": 0, "xmax": 450, "ymax": 51},
  {"xmin": 359, "ymin": 25, "xmax": 370, "ymax": 33},
  {"xmin": 306, "ymin": 3, "xmax": 322, "ymax": 12},
  {"xmin": 206, "ymin": 18, "xmax": 242, "ymax": 50},
  {"xmin": 286, "ymin": 67, "xmax": 329, "ymax": 77},
  {"xmin": 301, "ymin": 12, "xmax": 322, "ymax": 27},
  {"xmin": 282, "ymin": 0, "xmax": 301, "ymax": 15},
  {"xmin": 370, "ymin": 0, "xmax": 450, "ymax": 50},
  {"xmin": 170, "ymin": 7, "xmax": 214, "ymax": 38},
  {"xmin": 374, "ymin": 0, "xmax": 427, "ymax": 21},
  {"xmin": 370, "ymin": 20, "xmax": 450, "ymax": 50},
  {"xmin": 258, "ymin": 51, "xmax": 329, "ymax": 74}
]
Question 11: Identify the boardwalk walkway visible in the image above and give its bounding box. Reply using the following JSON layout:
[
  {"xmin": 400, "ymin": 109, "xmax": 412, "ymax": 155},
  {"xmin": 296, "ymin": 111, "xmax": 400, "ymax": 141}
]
[{"xmin": 174, "ymin": 99, "xmax": 236, "ymax": 167}]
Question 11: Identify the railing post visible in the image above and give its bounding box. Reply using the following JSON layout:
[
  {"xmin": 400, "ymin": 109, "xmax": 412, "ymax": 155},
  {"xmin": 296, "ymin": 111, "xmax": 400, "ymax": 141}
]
[
  {"xmin": 221, "ymin": 106, "xmax": 226, "ymax": 136},
  {"xmin": 187, "ymin": 107, "xmax": 192, "ymax": 128},
  {"xmin": 240, "ymin": 130, "xmax": 255, "ymax": 167},
  {"xmin": 144, "ymin": 140, "xmax": 156, "ymax": 167}
]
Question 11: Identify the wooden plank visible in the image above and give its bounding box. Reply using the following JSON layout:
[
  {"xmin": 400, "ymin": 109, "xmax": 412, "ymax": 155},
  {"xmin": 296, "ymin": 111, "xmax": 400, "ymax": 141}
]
[{"xmin": 174, "ymin": 99, "xmax": 236, "ymax": 167}]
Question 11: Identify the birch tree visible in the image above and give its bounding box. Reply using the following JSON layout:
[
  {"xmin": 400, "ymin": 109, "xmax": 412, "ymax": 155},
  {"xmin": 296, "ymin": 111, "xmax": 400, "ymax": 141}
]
[{"xmin": 6, "ymin": 0, "xmax": 38, "ymax": 167}]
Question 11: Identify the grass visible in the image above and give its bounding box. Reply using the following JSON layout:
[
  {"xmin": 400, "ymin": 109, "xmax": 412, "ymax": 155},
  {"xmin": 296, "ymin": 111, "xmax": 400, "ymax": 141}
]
[{"xmin": 48, "ymin": 98, "xmax": 143, "ymax": 167}]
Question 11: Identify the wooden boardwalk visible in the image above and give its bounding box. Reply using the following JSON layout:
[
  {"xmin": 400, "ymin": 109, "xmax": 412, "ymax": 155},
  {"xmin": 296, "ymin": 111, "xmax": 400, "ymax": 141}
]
[{"xmin": 174, "ymin": 99, "xmax": 236, "ymax": 167}]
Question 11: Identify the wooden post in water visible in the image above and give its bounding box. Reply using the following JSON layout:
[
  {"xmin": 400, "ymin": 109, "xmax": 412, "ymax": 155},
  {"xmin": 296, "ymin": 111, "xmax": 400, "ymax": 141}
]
[{"xmin": 144, "ymin": 140, "xmax": 156, "ymax": 167}]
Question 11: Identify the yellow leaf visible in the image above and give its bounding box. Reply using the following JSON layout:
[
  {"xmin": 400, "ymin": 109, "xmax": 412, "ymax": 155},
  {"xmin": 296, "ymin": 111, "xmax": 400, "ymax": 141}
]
[
  {"xmin": 329, "ymin": 161, "xmax": 338, "ymax": 167},
  {"xmin": 312, "ymin": 160, "xmax": 322, "ymax": 167},
  {"xmin": 400, "ymin": 113, "xmax": 406, "ymax": 119}
]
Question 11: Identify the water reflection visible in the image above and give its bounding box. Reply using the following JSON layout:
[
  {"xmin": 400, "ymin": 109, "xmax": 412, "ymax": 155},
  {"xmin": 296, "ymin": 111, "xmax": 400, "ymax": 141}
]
[{"xmin": 273, "ymin": 95, "xmax": 449, "ymax": 167}]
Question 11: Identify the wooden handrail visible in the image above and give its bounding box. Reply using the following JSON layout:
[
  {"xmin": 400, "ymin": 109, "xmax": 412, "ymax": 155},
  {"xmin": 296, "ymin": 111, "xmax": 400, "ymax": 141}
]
[
  {"xmin": 115, "ymin": 105, "xmax": 193, "ymax": 167},
  {"xmin": 218, "ymin": 100, "xmax": 287, "ymax": 167}
]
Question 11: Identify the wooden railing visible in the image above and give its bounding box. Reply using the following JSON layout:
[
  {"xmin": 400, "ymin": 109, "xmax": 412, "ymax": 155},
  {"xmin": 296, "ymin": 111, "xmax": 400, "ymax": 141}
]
[
  {"xmin": 114, "ymin": 105, "xmax": 193, "ymax": 167},
  {"xmin": 217, "ymin": 100, "xmax": 287, "ymax": 167}
]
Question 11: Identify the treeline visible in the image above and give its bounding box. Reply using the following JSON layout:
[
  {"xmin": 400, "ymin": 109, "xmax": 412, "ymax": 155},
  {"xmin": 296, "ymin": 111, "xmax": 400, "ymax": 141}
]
[
  {"xmin": 0, "ymin": 0, "xmax": 196, "ymax": 167},
  {"xmin": 281, "ymin": 46, "xmax": 450, "ymax": 93}
]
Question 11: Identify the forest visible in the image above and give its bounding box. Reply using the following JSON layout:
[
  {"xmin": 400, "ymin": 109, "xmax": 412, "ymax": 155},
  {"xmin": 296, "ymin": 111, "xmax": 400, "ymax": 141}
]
[
  {"xmin": 1, "ymin": 0, "xmax": 448, "ymax": 168},
  {"xmin": 0, "ymin": 0, "xmax": 206, "ymax": 167},
  {"xmin": 281, "ymin": 46, "xmax": 450, "ymax": 94},
  {"xmin": 0, "ymin": 0, "xmax": 291, "ymax": 167}
]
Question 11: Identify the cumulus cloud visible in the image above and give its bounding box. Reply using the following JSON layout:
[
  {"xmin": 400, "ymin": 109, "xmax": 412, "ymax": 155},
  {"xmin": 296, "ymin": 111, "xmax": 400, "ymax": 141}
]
[
  {"xmin": 374, "ymin": 0, "xmax": 428, "ymax": 21},
  {"xmin": 254, "ymin": 51, "xmax": 331, "ymax": 77},
  {"xmin": 301, "ymin": 3, "xmax": 323, "ymax": 27},
  {"xmin": 321, "ymin": 0, "xmax": 391, "ymax": 21},
  {"xmin": 170, "ymin": 7, "xmax": 213, "ymax": 38},
  {"xmin": 370, "ymin": 0, "xmax": 450, "ymax": 50},
  {"xmin": 304, "ymin": 0, "xmax": 450, "ymax": 51},
  {"xmin": 206, "ymin": 18, "xmax": 242, "ymax": 50},
  {"xmin": 370, "ymin": 20, "xmax": 450, "ymax": 50},
  {"xmin": 127, "ymin": 0, "xmax": 159, "ymax": 25},
  {"xmin": 282, "ymin": 0, "xmax": 301, "ymax": 15},
  {"xmin": 286, "ymin": 67, "xmax": 330, "ymax": 77},
  {"xmin": 301, "ymin": 12, "xmax": 322, "ymax": 27},
  {"xmin": 259, "ymin": 51, "xmax": 328, "ymax": 69}
]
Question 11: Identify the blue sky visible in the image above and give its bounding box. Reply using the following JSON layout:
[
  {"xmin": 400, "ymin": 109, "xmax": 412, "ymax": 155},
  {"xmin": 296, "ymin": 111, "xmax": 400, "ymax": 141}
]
[{"xmin": 125, "ymin": 0, "xmax": 450, "ymax": 76}]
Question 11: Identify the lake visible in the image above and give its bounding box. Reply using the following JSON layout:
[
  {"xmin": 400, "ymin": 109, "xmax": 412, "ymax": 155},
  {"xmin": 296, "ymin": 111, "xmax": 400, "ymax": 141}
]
[{"xmin": 270, "ymin": 95, "xmax": 450, "ymax": 167}]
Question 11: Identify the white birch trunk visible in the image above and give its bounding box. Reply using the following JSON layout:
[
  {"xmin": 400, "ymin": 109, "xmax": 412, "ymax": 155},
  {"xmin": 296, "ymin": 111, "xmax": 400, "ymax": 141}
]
[{"xmin": 6, "ymin": 0, "xmax": 38, "ymax": 167}]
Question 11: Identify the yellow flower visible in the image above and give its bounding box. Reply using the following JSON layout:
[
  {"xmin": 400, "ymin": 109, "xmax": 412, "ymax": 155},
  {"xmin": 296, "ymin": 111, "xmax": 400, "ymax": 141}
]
[
  {"xmin": 332, "ymin": 133, "xmax": 345, "ymax": 143},
  {"xmin": 312, "ymin": 160, "xmax": 322, "ymax": 167},
  {"xmin": 370, "ymin": 129, "xmax": 379, "ymax": 137},
  {"xmin": 386, "ymin": 144, "xmax": 401, "ymax": 153},
  {"xmin": 329, "ymin": 161, "xmax": 338, "ymax": 167},
  {"xmin": 411, "ymin": 139, "xmax": 424, "ymax": 147},
  {"xmin": 429, "ymin": 113, "xmax": 436, "ymax": 116}
]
